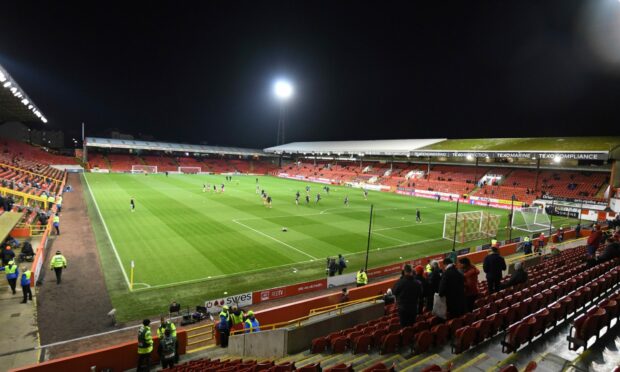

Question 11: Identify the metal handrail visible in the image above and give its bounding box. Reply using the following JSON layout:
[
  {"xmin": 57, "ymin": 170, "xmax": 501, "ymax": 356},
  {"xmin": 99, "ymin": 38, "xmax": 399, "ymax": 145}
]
[{"xmin": 230, "ymin": 294, "xmax": 384, "ymax": 335}]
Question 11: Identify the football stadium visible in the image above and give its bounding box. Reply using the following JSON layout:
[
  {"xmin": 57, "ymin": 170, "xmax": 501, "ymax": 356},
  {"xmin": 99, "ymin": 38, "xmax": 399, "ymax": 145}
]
[{"xmin": 2, "ymin": 2, "xmax": 620, "ymax": 372}]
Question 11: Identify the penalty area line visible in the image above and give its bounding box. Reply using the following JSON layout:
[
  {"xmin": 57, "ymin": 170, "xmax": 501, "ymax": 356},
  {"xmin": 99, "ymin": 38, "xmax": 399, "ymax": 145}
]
[{"xmin": 232, "ymin": 218, "xmax": 318, "ymax": 260}]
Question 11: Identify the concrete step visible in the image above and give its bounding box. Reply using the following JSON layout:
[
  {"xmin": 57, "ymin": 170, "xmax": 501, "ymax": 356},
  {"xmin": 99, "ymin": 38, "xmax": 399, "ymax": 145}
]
[{"xmin": 401, "ymin": 354, "xmax": 448, "ymax": 372}]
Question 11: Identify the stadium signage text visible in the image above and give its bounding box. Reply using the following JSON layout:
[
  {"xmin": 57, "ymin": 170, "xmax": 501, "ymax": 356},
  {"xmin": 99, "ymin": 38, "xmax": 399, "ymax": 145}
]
[
  {"xmin": 541, "ymin": 194, "xmax": 608, "ymax": 207},
  {"xmin": 204, "ymin": 292, "xmax": 253, "ymax": 313},
  {"xmin": 409, "ymin": 151, "xmax": 607, "ymax": 160}
]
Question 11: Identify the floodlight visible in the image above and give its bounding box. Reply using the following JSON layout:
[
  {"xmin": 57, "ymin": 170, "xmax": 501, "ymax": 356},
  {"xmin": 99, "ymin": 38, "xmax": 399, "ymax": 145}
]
[
  {"xmin": 274, "ymin": 80, "xmax": 293, "ymax": 100},
  {"xmin": 466, "ymin": 155, "xmax": 474, "ymax": 161},
  {"xmin": 553, "ymin": 156, "xmax": 562, "ymax": 163},
  {"xmin": 3, "ymin": 81, "xmax": 10, "ymax": 88},
  {"xmin": 0, "ymin": 72, "xmax": 5, "ymax": 82}
]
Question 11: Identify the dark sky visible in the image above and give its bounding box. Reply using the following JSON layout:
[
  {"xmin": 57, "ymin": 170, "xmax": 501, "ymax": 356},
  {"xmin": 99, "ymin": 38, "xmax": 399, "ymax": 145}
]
[{"xmin": 1, "ymin": 0, "xmax": 619, "ymax": 148}]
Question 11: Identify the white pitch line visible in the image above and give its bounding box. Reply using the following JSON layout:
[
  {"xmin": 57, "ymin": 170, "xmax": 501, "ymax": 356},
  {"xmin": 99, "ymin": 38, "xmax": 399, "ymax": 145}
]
[
  {"xmin": 374, "ymin": 221, "xmax": 443, "ymax": 232},
  {"xmin": 373, "ymin": 231, "xmax": 408, "ymax": 244},
  {"xmin": 83, "ymin": 174, "xmax": 132, "ymax": 290},
  {"xmin": 232, "ymin": 218, "xmax": 318, "ymax": 260},
  {"xmin": 133, "ymin": 258, "xmax": 316, "ymax": 291}
]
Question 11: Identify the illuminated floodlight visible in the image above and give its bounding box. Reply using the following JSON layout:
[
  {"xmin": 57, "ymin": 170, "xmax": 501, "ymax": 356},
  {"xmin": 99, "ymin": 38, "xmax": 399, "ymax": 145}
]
[
  {"xmin": 0, "ymin": 72, "xmax": 5, "ymax": 82},
  {"xmin": 273, "ymin": 80, "xmax": 293, "ymax": 100},
  {"xmin": 3, "ymin": 81, "xmax": 10, "ymax": 88},
  {"xmin": 41, "ymin": 117, "xmax": 48, "ymax": 123},
  {"xmin": 553, "ymin": 156, "xmax": 562, "ymax": 163},
  {"xmin": 466, "ymin": 155, "xmax": 474, "ymax": 161}
]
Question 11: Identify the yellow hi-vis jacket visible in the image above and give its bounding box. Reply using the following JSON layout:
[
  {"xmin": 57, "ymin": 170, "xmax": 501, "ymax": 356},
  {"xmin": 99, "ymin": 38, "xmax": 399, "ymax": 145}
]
[
  {"xmin": 137, "ymin": 325, "xmax": 153, "ymax": 354},
  {"xmin": 356, "ymin": 270, "xmax": 368, "ymax": 285},
  {"xmin": 50, "ymin": 254, "xmax": 67, "ymax": 269}
]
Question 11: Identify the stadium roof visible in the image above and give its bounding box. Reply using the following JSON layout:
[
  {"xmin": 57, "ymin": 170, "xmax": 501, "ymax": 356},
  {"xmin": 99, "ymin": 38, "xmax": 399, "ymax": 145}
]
[
  {"xmin": 265, "ymin": 137, "xmax": 620, "ymax": 160},
  {"xmin": 264, "ymin": 139, "xmax": 446, "ymax": 156},
  {"xmin": 419, "ymin": 137, "xmax": 620, "ymax": 152},
  {"xmin": 0, "ymin": 63, "xmax": 48, "ymax": 124},
  {"xmin": 85, "ymin": 137, "xmax": 268, "ymax": 156}
]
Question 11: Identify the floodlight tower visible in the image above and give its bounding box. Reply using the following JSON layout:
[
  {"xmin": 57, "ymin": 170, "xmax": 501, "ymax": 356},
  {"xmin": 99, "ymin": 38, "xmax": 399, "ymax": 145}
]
[{"xmin": 273, "ymin": 79, "xmax": 293, "ymax": 145}]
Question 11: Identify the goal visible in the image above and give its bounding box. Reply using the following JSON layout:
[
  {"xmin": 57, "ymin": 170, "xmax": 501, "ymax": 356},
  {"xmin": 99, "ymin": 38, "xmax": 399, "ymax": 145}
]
[
  {"xmin": 131, "ymin": 165, "xmax": 157, "ymax": 174},
  {"xmin": 443, "ymin": 211, "xmax": 501, "ymax": 243},
  {"xmin": 512, "ymin": 207, "xmax": 552, "ymax": 233},
  {"xmin": 178, "ymin": 166, "xmax": 201, "ymax": 174}
]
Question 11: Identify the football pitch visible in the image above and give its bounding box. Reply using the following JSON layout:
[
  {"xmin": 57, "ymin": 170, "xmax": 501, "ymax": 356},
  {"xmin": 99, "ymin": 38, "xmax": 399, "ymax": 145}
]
[{"xmin": 83, "ymin": 173, "xmax": 576, "ymax": 320}]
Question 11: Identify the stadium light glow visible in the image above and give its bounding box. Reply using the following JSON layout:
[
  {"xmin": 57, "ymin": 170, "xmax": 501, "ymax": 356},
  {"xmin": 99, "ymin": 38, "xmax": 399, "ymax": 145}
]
[
  {"xmin": 0, "ymin": 72, "xmax": 5, "ymax": 82},
  {"xmin": 273, "ymin": 80, "xmax": 293, "ymax": 100},
  {"xmin": 553, "ymin": 156, "xmax": 562, "ymax": 163},
  {"xmin": 466, "ymin": 155, "xmax": 474, "ymax": 160},
  {"xmin": 3, "ymin": 81, "xmax": 10, "ymax": 88}
]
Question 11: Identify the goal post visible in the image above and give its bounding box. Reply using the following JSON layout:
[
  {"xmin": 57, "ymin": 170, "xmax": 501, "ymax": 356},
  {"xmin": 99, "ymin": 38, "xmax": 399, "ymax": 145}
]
[
  {"xmin": 512, "ymin": 207, "xmax": 552, "ymax": 233},
  {"xmin": 443, "ymin": 210, "xmax": 501, "ymax": 243},
  {"xmin": 178, "ymin": 166, "xmax": 201, "ymax": 174},
  {"xmin": 131, "ymin": 165, "xmax": 157, "ymax": 174}
]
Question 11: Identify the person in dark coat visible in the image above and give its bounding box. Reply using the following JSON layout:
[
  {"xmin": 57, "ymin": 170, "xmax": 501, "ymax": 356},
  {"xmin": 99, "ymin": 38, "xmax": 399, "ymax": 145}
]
[
  {"xmin": 414, "ymin": 265, "xmax": 430, "ymax": 314},
  {"xmin": 483, "ymin": 247, "xmax": 506, "ymax": 293},
  {"xmin": 505, "ymin": 261, "xmax": 528, "ymax": 288},
  {"xmin": 426, "ymin": 260, "xmax": 442, "ymax": 311},
  {"xmin": 383, "ymin": 288, "xmax": 395, "ymax": 305},
  {"xmin": 2, "ymin": 246, "xmax": 15, "ymax": 266},
  {"xmin": 587, "ymin": 225, "xmax": 603, "ymax": 256},
  {"xmin": 597, "ymin": 237, "xmax": 620, "ymax": 264},
  {"xmin": 337, "ymin": 254, "xmax": 347, "ymax": 275},
  {"xmin": 391, "ymin": 264, "xmax": 422, "ymax": 327},
  {"xmin": 438, "ymin": 258, "xmax": 465, "ymax": 319}
]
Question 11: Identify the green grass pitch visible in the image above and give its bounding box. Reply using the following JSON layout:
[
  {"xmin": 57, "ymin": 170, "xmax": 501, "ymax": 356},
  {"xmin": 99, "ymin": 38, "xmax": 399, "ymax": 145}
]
[{"xmin": 82, "ymin": 173, "xmax": 575, "ymax": 321}]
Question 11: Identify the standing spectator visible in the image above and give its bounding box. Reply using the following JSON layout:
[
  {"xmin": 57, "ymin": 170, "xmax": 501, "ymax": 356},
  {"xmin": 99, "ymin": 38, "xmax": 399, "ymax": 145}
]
[
  {"xmin": 587, "ymin": 225, "xmax": 603, "ymax": 256},
  {"xmin": 0, "ymin": 260, "xmax": 19, "ymax": 294},
  {"xmin": 414, "ymin": 265, "xmax": 430, "ymax": 314},
  {"xmin": 157, "ymin": 316, "xmax": 177, "ymax": 363},
  {"xmin": 328, "ymin": 259, "xmax": 338, "ymax": 277},
  {"xmin": 391, "ymin": 264, "xmax": 422, "ymax": 327},
  {"xmin": 337, "ymin": 254, "xmax": 347, "ymax": 275},
  {"xmin": 459, "ymin": 257, "xmax": 479, "ymax": 312},
  {"xmin": 2, "ymin": 246, "xmax": 15, "ymax": 266},
  {"xmin": 483, "ymin": 247, "xmax": 506, "ymax": 294},
  {"xmin": 382, "ymin": 288, "xmax": 395, "ymax": 305},
  {"xmin": 49, "ymin": 250, "xmax": 67, "ymax": 284},
  {"xmin": 536, "ymin": 233, "xmax": 545, "ymax": 254},
  {"xmin": 159, "ymin": 328, "xmax": 176, "ymax": 369},
  {"xmin": 522, "ymin": 236, "xmax": 532, "ymax": 255},
  {"xmin": 218, "ymin": 305, "xmax": 231, "ymax": 348},
  {"xmin": 438, "ymin": 258, "xmax": 466, "ymax": 319},
  {"xmin": 426, "ymin": 261, "xmax": 442, "ymax": 311},
  {"xmin": 244, "ymin": 310, "xmax": 260, "ymax": 333},
  {"xmin": 356, "ymin": 268, "xmax": 368, "ymax": 287},
  {"xmin": 575, "ymin": 223, "xmax": 581, "ymax": 238},
  {"xmin": 53, "ymin": 214, "xmax": 60, "ymax": 235},
  {"xmin": 20, "ymin": 266, "xmax": 32, "ymax": 303},
  {"xmin": 137, "ymin": 319, "xmax": 153, "ymax": 371},
  {"xmin": 557, "ymin": 227, "xmax": 564, "ymax": 243},
  {"xmin": 505, "ymin": 262, "xmax": 528, "ymax": 288},
  {"xmin": 340, "ymin": 288, "xmax": 349, "ymax": 303}
]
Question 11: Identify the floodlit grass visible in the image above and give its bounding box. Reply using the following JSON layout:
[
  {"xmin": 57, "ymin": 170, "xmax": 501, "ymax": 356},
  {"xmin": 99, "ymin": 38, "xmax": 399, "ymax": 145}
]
[
  {"xmin": 420, "ymin": 137, "xmax": 620, "ymax": 151},
  {"xmin": 83, "ymin": 173, "xmax": 575, "ymax": 321}
]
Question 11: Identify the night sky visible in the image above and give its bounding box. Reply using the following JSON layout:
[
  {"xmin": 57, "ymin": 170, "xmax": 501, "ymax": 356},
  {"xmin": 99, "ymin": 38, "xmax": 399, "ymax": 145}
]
[{"xmin": 1, "ymin": 1, "xmax": 619, "ymax": 148}]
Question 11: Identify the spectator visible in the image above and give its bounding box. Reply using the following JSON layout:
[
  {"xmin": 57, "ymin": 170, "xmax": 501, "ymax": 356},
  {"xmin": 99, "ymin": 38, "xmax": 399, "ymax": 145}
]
[
  {"xmin": 483, "ymin": 247, "xmax": 506, "ymax": 294},
  {"xmin": 557, "ymin": 227, "xmax": 564, "ymax": 243},
  {"xmin": 597, "ymin": 237, "xmax": 620, "ymax": 263},
  {"xmin": 439, "ymin": 258, "xmax": 466, "ymax": 319},
  {"xmin": 522, "ymin": 236, "xmax": 532, "ymax": 255},
  {"xmin": 2, "ymin": 246, "xmax": 15, "ymax": 266},
  {"xmin": 414, "ymin": 265, "xmax": 430, "ymax": 314},
  {"xmin": 217, "ymin": 306, "xmax": 231, "ymax": 348},
  {"xmin": 337, "ymin": 254, "xmax": 347, "ymax": 275},
  {"xmin": 426, "ymin": 260, "xmax": 442, "ymax": 311},
  {"xmin": 328, "ymin": 258, "xmax": 337, "ymax": 277},
  {"xmin": 459, "ymin": 257, "xmax": 479, "ymax": 312},
  {"xmin": 587, "ymin": 225, "xmax": 603, "ymax": 256},
  {"xmin": 19, "ymin": 241, "xmax": 34, "ymax": 261},
  {"xmin": 575, "ymin": 223, "xmax": 581, "ymax": 238},
  {"xmin": 340, "ymin": 288, "xmax": 349, "ymax": 303},
  {"xmin": 243, "ymin": 310, "xmax": 260, "ymax": 333},
  {"xmin": 536, "ymin": 233, "xmax": 545, "ymax": 254},
  {"xmin": 382, "ymin": 288, "xmax": 395, "ymax": 305},
  {"xmin": 505, "ymin": 262, "xmax": 528, "ymax": 288},
  {"xmin": 391, "ymin": 264, "xmax": 422, "ymax": 327},
  {"xmin": 160, "ymin": 328, "xmax": 176, "ymax": 369}
]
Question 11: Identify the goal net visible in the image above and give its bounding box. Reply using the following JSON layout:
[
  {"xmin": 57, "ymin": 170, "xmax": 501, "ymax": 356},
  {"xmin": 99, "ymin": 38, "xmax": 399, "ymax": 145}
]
[
  {"xmin": 178, "ymin": 166, "xmax": 201, "ymax": 174},
  {"xmin": 512, "ymin": 207, "xmax": 552, "ymax": 232},
  {"xmin": 131, "ymin": 165, "xmax": 157, "ymax": 174},
  {"xmin": 443, "ymin": 211, "xmax": 501, "ymax": 243}
]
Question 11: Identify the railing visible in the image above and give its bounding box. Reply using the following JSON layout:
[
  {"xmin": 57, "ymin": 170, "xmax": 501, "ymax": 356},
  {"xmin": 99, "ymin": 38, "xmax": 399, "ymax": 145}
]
[
  {"xmin": 14, "ymin": 223, "xmax": 48, "ymax": 236},
  {"xmin": 230, "ymin": 294, "xmax": 383, "ymax": 336},
  {"xmin": 0, "ymin": 187, "xmax": 49, "ymax": 209},
  {"xmin": 185, "ymin": 322, "xmax": 215, "ymax": 353},
  {"xmin": 0, "ymin": 162, "xmax": 64, "ymax": 183}
]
